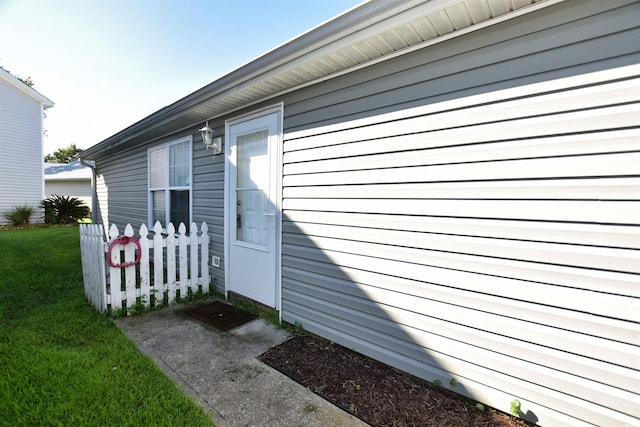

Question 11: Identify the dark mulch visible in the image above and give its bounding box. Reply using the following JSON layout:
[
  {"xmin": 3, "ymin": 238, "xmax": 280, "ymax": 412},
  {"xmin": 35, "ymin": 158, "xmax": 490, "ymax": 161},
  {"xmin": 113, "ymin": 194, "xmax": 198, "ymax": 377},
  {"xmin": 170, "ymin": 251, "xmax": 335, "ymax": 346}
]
[
  {"xmin": 260, "ymin": 335, "xmax": 532, "ymax": 427},
  {"xmin": 182, "ymin": 301, "xmax": 256, "ymax": 331}
]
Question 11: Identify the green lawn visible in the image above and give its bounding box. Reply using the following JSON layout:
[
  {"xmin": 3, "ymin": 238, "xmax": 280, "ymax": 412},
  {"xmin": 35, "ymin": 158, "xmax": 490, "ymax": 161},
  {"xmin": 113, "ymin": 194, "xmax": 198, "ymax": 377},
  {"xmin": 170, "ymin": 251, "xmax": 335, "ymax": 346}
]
[{"xmin": 0, "ymin": 227, "xmax": 214, "ymax": 426}]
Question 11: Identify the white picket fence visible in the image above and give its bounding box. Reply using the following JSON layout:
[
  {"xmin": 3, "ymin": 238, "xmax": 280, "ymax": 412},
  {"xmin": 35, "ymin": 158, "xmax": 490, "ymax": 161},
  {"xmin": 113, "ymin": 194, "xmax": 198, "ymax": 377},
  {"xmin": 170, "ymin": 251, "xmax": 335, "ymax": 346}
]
[{"xmin": 80, "ymin": 221, "xmax": 210, "ymax": 315}]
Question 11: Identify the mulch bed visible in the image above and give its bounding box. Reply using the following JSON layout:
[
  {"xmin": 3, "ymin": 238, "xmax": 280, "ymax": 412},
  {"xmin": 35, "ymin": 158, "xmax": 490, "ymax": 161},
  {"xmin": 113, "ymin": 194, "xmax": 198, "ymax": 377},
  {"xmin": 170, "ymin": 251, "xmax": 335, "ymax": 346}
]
[{"xmin": 260, "ymin": 335, "xmax": 532, "ymax": 427}]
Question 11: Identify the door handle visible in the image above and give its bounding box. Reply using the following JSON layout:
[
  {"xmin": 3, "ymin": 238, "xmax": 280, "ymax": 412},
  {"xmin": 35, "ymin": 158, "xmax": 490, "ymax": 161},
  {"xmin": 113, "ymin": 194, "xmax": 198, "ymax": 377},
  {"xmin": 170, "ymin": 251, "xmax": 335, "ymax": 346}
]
[{"xmin": 237, "ymin": 214, "xmax": 242, "ymax": 229}]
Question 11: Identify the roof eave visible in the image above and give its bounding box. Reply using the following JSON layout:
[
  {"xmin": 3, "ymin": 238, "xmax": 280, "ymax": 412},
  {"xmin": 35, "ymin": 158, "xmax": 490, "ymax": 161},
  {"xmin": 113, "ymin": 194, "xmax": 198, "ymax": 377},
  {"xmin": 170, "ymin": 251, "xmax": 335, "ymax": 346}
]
[
  {"xmin": 0, "ymin": 68, "xmax": 54, "ymax": 108},
  {"xmin": 81, "ymin": 0, "xmax": 559, "ymax": 160}
]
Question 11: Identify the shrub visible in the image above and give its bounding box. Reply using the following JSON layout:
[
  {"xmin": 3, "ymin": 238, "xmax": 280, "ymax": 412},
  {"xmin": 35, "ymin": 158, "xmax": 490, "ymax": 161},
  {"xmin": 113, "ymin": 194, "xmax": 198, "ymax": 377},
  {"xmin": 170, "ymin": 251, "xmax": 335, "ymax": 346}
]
[
  {"xmin": 3, "ymin": 205, "xmax": 35, "ymax": 227},
  {"xmin": 42, "ymin": 195, "xmax": 90, "ymax": 225}
]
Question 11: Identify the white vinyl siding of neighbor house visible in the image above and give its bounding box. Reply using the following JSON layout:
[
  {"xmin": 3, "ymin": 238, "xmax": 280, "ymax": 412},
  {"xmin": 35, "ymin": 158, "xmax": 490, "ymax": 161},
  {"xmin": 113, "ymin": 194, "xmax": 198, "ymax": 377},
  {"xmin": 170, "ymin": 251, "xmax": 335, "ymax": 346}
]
[
  {"xmin": 0, "ymin": 76, "xmax": 46, "ymax": 224},
  {"xmin": 279, "ymin": 2, "xmax": 640, "ymax": 427},
  {"xmin": 44, "ymin": 161, "xmax": 94, "ymax": 210},
  {"xmin": 45, "ymin": 180, "xmax": 92, "ymax": 209}
]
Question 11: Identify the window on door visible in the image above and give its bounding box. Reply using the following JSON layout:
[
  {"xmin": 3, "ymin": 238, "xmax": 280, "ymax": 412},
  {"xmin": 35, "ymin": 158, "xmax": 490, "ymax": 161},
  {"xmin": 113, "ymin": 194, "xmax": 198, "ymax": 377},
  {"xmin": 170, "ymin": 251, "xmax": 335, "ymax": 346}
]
[
  {"xmin": 236, "ymin": 129, "xmax": 269, "ymax": 247},
  {"xmin": 148, "ymin": 137, "xmax": 192, "ymax": 229}
]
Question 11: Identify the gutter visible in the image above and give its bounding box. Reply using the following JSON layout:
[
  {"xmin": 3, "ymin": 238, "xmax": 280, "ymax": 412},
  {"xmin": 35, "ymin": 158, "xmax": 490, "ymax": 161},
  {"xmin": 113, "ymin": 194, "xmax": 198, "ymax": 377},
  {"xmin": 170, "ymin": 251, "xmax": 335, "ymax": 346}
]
[
  {"xmin": 79, "ymin": 0, "xmax": 421, "ymax": 159},
  {"xmin": 78, "ymin": 157, "xmax": 98, "ymax": 224},
  {"xmin": 81, "ymin": 0, "xmax": 561, "ymax": 160}
]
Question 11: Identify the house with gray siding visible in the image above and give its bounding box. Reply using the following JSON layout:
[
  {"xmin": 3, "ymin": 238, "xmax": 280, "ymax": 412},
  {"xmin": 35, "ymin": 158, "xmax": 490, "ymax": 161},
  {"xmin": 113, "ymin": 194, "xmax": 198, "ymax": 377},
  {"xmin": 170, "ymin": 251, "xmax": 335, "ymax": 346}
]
[
  {"xmin": 0, "ymin": 68, "xmax": 54, "ymax": 224},
  {"xmin": 79, "ymin": 1, "xmax": 640, "ymax": 425}
]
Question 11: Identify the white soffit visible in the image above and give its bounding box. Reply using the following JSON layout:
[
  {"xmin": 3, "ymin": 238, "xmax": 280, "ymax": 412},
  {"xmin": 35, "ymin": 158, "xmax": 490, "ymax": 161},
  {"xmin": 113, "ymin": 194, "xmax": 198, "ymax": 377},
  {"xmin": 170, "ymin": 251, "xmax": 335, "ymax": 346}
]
[
  {"xmin": 84, "ymin": 0, "xmax": 558, "ymax": 157},
  {"xmin": 197, "ymin": 0, "xmax": 556, "ymax": 120}
]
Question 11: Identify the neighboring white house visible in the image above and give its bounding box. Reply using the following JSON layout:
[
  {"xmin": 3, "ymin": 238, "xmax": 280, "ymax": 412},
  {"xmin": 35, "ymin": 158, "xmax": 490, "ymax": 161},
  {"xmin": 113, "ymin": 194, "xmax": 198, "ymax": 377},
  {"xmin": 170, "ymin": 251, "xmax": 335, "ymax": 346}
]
[
  {"xmin": 0, "ymin": 67, "xmax": 54, "ymax": 224},
  {"xmin": 44, "ymin": 160, "xmax": 94, "ymax": 210}
]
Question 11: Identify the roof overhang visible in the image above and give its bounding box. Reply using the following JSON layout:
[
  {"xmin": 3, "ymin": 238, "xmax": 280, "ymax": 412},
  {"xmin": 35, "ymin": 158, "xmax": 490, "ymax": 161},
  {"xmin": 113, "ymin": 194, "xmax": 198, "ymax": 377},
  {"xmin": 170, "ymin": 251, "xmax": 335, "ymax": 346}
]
[
  {"xmin": 0, "ymin": 67, "xmax": 54, "ymax": 108},
  {"xmin": 81, "ymin": 0, "xmax": 560, "ymax": 160},
  {"xmin": 44, "ymin": 162, "xmax": 93, "ymax": 181}
]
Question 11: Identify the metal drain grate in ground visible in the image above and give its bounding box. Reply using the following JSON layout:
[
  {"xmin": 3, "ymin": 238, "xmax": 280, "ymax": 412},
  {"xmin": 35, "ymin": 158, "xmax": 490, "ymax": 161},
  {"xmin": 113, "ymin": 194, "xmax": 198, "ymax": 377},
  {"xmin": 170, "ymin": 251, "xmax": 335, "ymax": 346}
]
[{"xmin": 182, "ymin": 301, "xmax": 257, "ymax": 331}]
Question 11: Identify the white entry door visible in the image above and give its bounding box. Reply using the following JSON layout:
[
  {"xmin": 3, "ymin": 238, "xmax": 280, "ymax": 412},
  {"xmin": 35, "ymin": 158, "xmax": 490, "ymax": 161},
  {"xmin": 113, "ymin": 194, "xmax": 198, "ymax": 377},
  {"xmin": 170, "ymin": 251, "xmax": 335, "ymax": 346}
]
[{"xmin": 226, "ymin": 110, "xmax": 280, "ymax": 307}]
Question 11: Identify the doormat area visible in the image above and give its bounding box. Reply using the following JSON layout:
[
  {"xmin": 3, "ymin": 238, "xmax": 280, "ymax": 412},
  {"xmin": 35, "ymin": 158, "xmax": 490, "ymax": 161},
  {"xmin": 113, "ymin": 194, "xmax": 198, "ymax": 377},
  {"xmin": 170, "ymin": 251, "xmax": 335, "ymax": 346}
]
[{"xmin": 182, "ymin": 301, "xmax": 256, "ymax": 331}]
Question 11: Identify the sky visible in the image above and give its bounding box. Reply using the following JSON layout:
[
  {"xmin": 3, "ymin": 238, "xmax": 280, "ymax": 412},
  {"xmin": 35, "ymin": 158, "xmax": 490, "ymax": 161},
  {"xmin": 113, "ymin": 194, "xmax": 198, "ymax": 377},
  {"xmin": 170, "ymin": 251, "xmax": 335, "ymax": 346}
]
[{"xmin": 0, "ymin": 0, "xmax": 362, "ymax": 156}]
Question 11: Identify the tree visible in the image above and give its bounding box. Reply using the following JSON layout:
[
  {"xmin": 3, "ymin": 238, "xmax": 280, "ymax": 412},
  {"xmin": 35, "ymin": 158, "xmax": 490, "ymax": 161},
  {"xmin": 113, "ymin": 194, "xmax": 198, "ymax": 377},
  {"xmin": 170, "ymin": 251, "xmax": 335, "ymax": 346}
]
[
  {"xmin": 44, "ymin": 144, "xmax": 83, "ymax": 163},
  {"xmin": 17, "ymin": 75, "xmax": 34, "ymax": 88},
  {"xmin": 0, "ymin": 66, "xmax": 34, "ymax": 88}
]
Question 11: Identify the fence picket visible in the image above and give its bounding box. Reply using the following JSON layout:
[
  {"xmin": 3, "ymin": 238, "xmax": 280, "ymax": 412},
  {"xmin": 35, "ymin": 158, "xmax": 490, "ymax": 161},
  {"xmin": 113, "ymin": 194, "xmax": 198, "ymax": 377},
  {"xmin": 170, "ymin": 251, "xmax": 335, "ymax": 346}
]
[
  {"xmin": 190, "ymin": 222, "xmax": 199, "ymax": 293},
  {"xmin": 97, "ymin": 225, "xmax": 107, "ymax": 311},
  {"xmin": 80, "ymin": 223, "xmax": 108, "ymax": 312},
  {"xmin": 201, "ymin": 222, "xmax": 210, "ymax": 294},
  {"xmin": 80, "ymin": 222, "xmax": 210, "ymax": 315},
  {"xmin": 139, "ymin": 224, "xmax": 150, "ymax": 309},
  {"xmin": 153, "ymin": 221, "xmax": 164, "ymax": 305},
  {"xmin": 123, "ymin": 224, "xmax": 137, "ymax": 311},
  {"xmin": 166, "ymin": 222, "xmax": 177, "ymax": 304},
  {"xmin": 108, "ymin": 224, "xmax": 122, "ymax": 311},
  {"xmin": 178, "ymin": 223, "xmax": 188, "ymax": 299}
]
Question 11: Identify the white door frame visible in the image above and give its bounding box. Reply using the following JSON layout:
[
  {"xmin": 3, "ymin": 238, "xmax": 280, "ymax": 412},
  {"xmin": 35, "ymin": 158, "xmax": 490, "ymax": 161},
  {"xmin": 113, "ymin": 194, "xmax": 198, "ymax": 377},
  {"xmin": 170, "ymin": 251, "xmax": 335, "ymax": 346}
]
[{"xmin": 224, "ymin": 104, "xmax": 283, "ymax": 310}]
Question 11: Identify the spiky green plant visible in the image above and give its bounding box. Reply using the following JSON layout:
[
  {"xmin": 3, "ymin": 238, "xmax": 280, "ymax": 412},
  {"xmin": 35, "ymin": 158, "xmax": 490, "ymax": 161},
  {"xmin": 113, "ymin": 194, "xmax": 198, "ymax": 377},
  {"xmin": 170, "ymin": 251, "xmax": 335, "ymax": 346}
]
[
  {"xmin": 42, "ymin": 195, "xmax": 90, "ymax": 224},
  {"xmin": 3, "ymin": 205, "xmax": 35, "ymax": 227}
]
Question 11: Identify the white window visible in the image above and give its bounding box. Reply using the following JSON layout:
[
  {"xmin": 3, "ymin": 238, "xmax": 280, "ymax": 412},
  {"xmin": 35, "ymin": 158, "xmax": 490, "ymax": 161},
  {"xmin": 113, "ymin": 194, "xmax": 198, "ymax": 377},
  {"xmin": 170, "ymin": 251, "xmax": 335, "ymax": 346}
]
[{"xmin": 148, "ymin": 137, "xmax": 192, "ymax": 229}]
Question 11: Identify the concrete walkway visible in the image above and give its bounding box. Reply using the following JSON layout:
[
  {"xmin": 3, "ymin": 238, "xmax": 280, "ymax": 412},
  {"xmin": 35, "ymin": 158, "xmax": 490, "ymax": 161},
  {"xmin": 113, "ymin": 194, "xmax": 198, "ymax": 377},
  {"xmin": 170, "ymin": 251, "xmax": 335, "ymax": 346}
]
[{"xmin": 116, "ymin": 303, "xmax": 367, "ymax": 427}]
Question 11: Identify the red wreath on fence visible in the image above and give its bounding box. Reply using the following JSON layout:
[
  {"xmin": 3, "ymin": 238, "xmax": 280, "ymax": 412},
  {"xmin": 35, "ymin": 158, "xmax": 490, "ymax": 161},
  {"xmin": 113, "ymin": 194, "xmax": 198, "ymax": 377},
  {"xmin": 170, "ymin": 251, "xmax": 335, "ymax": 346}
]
[{"xmin": 107, "ymin": 236, "xmax": 142, "ymax": 268}]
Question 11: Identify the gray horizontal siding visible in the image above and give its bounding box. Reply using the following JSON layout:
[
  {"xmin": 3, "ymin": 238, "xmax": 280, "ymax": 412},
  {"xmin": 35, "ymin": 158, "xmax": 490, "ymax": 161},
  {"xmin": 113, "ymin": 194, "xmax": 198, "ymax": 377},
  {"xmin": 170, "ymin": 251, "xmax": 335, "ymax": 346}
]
[
  {"xmin": 192, "ymin": 127, "xmax": 225, "ymax": 292},
  {"xmin": 279, "ymin": 1, "xmax": 640, "ymax": 426},
  {"xmin": 96, "ymin": 146, "xmax": 148, "ymax": 230},
  {"xmin": 284, "ymin": 1, "xmax": 640, "ymax": 133},
  {"xmin": 95, "ymin": 127, "xmax": 226, "ymax": 293}
]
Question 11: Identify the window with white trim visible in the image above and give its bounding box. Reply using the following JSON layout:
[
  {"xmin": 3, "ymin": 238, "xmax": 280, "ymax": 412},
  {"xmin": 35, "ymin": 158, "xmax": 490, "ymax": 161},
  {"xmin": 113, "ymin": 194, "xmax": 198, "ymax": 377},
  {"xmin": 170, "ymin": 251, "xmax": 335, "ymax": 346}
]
[{"xmin": 148, "ymin": 137, "xmax": 192, "ymax": 229}]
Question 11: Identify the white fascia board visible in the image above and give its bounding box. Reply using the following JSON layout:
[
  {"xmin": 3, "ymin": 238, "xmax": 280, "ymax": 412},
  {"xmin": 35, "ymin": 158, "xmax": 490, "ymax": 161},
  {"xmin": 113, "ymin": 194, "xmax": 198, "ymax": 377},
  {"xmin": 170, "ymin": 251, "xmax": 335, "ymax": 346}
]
[
  {"xmin": 83, "ymin": 0, "xmax": 563, "ymax": 158},
  {"xmin": 182, "ymin": 0, "xmax": 563, "ymax": 117},
  {"xmin": 171, "ymin": 0, "xmax": 452, "ymax": 110},
  {"xmin": 0, "ymin": 68, "xmax": 54, "ymax": 108},
  {"xmin": 97, "ymin": 0, "xmax": 455, "ymax": 124},
  {"xmin": 191, "ymin": 0, "xmax": 565, "ymax": 119},
  {"xmin": 263, "ymin": 0, "xmax": 568, "ymax": 96}
]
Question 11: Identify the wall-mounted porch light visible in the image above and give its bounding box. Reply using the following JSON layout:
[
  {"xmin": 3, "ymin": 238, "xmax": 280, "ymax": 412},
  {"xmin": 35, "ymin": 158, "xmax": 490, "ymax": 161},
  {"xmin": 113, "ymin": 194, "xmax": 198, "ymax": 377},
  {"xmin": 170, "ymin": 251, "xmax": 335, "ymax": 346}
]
[{"xmin": 199, "ymin": 121, "xmax": 223, "ymax": 155}]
